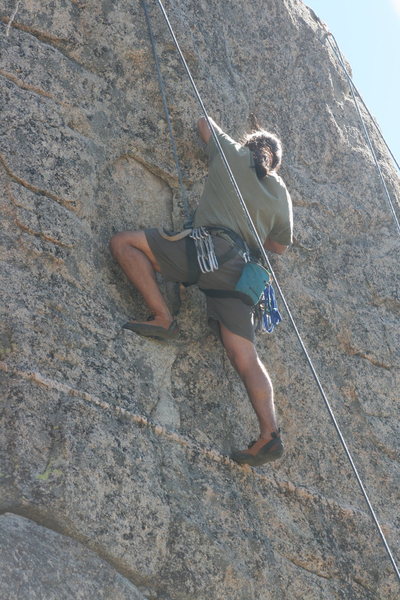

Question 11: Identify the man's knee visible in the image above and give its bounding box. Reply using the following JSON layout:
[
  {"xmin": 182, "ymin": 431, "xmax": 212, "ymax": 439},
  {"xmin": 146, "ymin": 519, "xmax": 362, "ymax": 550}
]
[
  {"xmin": 109, "ymin": 230, "xmax": 161, "ymax": 272},
  {"xmin": 224, "ymin": 343, "xmax": 257, "ymax": 376},
  {"xmin": 109, "ymin": 232, "xmax": 125, "ymax": 259},
  {"xmin": 109, "ymin": 231, "xmax": 140, "ymax": 259}
]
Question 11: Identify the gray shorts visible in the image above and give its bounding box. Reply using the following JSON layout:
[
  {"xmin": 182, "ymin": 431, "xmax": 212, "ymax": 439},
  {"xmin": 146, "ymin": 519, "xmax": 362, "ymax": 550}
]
[{"xmin": 145, "ymin": 228, "xmax": 255, "ymax": 342}]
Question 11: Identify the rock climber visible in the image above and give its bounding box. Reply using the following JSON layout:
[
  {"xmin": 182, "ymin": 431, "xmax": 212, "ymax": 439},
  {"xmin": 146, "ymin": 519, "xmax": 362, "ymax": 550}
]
[{"xmin": 110, "ymin": 117, "xmax": 293, "ymax": 466}]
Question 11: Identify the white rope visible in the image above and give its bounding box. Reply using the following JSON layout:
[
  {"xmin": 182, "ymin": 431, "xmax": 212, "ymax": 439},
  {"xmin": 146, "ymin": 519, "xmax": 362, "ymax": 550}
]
[
  {"xmin": 5, "ymin": 0, "xmax": 21, "ymax": 37},
  {"xmin": 325, "ymin": 32, "xmax": 400, "ymax": 237},
  {"xmin": 141, "ymin": 0, "xmax": 190, "ymax": 223}
]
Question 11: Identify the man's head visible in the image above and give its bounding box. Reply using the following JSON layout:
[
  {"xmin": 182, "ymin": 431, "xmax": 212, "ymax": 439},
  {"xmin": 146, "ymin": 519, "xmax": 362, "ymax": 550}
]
[{"xmin": 242, "ymin": 130, "xmax": 282, "ymax": 178}]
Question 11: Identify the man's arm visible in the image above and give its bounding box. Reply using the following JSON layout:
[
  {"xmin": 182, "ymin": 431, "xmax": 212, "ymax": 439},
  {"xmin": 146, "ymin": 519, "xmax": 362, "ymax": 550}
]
[
  {"xmin": 197, "ymin": 116, "xmax": 223, "ymax": 144},
  {"xmin": 264, "ymin": 238, "xmax": 288, "ymax": 255}
]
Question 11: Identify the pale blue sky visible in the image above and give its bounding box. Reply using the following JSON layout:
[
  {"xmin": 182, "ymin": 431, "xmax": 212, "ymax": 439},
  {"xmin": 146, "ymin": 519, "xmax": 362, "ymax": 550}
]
[{"xmin": 303, "ymin": 0, "xmax": 400, "ymax": 164}]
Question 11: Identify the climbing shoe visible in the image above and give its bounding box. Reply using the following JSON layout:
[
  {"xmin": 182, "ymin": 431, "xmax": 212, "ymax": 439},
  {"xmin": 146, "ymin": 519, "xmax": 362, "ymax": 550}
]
[
  {"xmin": 122, "ymin": 318, "xmax": 179, "ymax": 340},
  {"xmin": 231, "ymin": 431, "xmax": 283, "ymax": 466}
]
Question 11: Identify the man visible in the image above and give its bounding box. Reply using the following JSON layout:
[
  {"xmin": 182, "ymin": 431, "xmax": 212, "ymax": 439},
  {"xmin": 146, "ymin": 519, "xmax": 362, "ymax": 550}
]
[{"xmin": 110, "ymin": 117, "xmax": 293, "ymax": 466}]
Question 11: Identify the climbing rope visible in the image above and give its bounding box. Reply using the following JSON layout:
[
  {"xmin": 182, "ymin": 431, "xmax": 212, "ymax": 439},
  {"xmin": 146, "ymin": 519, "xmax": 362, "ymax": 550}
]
[
  {"xmin": 146, "ymin": 0, "xmax": 400, "ymax": 582},
  {"xmin": 342, "ymin": 67, "xmax": 400, "ymax": 173},
  {"xmin": 141, "ymin": 0, "xmax": 190, "ymax": 224},
  {"xmin": 324, "ymin": 32, "xmax": 400, "ymax": 237}
]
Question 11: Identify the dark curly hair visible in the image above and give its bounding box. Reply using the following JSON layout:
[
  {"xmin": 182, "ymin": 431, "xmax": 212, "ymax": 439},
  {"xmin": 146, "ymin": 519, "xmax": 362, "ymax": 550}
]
[{"xmin": 242, "ymin": 130, "xmax": 282, "ymax": 179}]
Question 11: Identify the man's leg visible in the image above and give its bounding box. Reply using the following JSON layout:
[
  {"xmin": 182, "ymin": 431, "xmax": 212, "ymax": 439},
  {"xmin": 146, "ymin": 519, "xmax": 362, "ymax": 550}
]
[
  {"xmin": 110, "ymin": 231, "xmax": 173, "ymax": 329},
  {"xmin": 219, "ymin": 322, "xmax": 278, "ymax": 441}
]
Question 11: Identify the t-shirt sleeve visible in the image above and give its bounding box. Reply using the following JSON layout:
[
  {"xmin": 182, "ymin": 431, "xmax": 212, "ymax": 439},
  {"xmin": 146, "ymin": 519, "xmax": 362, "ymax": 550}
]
[
  {"xmin": 206, "ymin": 129, "xmax": 243, "ymax": 163},
  {"xmin": 270, "ymin": 223, "xmax": 293, "ymax": 245},
  {"xmin": 269, "ymin": 191, "xmax": 293, "ymax": 246}
]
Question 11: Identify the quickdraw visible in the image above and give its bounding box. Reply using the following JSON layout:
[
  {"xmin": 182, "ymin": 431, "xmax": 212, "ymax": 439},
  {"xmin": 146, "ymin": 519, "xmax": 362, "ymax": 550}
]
[{"xmin": 189, "ymin": 227, "xmax": 219, "ymax": 273}]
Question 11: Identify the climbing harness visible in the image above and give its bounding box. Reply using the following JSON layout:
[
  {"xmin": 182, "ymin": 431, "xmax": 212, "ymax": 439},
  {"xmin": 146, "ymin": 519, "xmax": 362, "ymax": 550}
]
[
  {"xmin": 160, "ymin": 220, "xmax": 281, "ymax": 331},
  {"xmin": 189, "ymin": 224, "xmax": 282, "ymax": 331},
  {"xmin": 324, "ymin": 31, "xmax": 400, "ymax": 237},
  {"xmin": 200, "ymin": 257, "xmax": 282, "ymax": 334},
  {"xmin": 142, "ymin": 0, "xmax": 400, "ymax": 582}
]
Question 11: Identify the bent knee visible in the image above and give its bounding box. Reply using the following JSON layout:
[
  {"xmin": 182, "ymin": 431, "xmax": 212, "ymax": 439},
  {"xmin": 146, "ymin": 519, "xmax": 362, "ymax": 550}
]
[
  {"xmin": 109, "ymin": 231, "xmax": 140, "ymax": 258},
  {"xmin": 109, "ymin": 233, "xmax": 121, "ymax": 256}
]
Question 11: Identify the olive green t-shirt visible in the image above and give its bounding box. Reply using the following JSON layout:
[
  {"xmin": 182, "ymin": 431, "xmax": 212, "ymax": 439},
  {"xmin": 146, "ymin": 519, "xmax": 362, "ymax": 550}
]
[{"xmin": 193, "ymin": 129, "xmax": 293, "ymax": 252}]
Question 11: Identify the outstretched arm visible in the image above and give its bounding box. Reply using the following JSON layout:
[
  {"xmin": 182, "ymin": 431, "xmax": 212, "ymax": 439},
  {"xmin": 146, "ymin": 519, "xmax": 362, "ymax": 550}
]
[{"xmin": 197, "ymin": 116, "xmax": 223, "ymax": 144}]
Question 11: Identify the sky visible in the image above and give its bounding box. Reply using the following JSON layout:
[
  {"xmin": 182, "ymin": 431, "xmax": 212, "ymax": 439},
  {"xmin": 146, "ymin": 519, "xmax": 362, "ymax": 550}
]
[{"xmin": 302, "ymin": 0, "xmax": 400, "ymax": 164}]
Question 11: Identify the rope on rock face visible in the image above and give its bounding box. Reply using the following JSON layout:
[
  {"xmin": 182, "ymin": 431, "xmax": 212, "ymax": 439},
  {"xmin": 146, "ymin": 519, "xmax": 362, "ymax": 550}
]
[
  {"xmin": 324, "ymin": 32, "xmax": 400, "ymax": 237},
  {"xmin": 141, "ymin": 0, "xmax": 190, "ymax": 224},
  {"xmin": 5, "ymin": 0, "xmax": 21, "ymax": 37},
  {"xmin": 345, "ymin": 71, "xmax": 400, "ymax": 173},
  {"xmin": 148, "ymin": 0, "xmax": 400, "ymax": 582}
]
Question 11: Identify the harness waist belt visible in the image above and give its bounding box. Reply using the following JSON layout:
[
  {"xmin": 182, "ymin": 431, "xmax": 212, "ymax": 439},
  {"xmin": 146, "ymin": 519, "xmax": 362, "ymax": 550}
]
[{"xmin": 159, "ymin": 226, "xmax": 249, "ymax": 287}]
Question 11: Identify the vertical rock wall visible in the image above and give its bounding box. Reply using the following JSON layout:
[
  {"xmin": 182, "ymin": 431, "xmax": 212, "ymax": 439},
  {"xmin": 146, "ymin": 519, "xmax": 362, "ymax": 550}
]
[{"xmin": 1, "ymin": 1, "xmax": 399, "ymax": 598}]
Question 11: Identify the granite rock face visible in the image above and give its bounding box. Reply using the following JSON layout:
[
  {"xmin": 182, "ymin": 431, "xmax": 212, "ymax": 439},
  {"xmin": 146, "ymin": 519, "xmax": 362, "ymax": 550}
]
[
  {"xmin": 0, "ymin": 513, "xmax": 147, "ymax": 600},
  {"xmin": 1, "ymin": 1, "xmax": 399, "ymax": 599}
]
